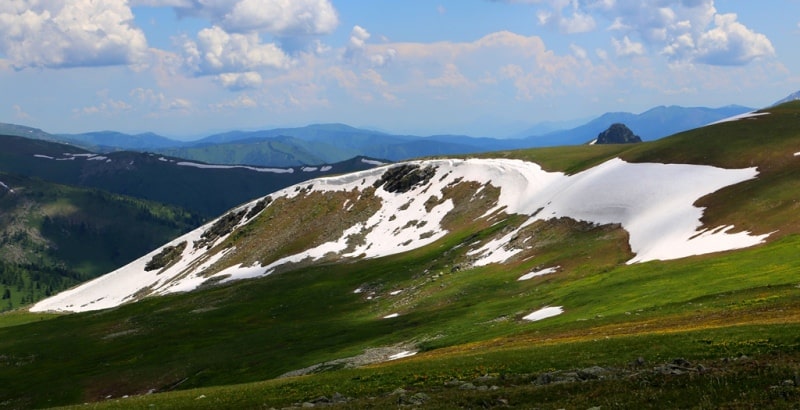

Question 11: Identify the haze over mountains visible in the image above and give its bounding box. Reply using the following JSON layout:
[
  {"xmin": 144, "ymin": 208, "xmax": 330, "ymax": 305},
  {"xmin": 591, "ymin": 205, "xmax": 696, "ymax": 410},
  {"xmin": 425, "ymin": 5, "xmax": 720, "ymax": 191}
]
[{"xmin": 2, "ymin": 105, "xmax": 752, "ymax": 167}]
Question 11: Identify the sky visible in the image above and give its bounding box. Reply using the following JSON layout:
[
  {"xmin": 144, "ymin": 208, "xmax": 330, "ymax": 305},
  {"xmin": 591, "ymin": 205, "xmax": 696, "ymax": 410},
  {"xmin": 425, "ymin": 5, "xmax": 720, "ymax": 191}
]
[{"xmin": 1, "ymin": 0, "xmax": 799, "ymax": 138}]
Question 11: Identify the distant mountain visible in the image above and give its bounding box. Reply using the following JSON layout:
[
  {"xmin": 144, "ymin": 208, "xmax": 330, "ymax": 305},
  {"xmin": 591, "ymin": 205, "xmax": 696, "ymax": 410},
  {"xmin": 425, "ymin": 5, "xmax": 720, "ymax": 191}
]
[
  {"xmin": 1, "ymin": 104, "xmax": 755, "ymax": 168},
  {"xmin": 773, "ymin": 90, "xmax": 800, "ymax": 106},
  {"xmin": 57, "ymin": 131, "xmax": 185, "ymax": 152},
  {"xmin": 0, "ymin": 134, "xmax": 386, "ymax": 218},
  {"xmin": 0, "ymin": 122, "xmax": 58, "ymax": 141},
  {"xmin": 156, "ymin": 124, "xmax": 520, "ymax": 167},
  {"xmin": 522, "ymin": 105, "xmax": 753, "ymax": 146}
]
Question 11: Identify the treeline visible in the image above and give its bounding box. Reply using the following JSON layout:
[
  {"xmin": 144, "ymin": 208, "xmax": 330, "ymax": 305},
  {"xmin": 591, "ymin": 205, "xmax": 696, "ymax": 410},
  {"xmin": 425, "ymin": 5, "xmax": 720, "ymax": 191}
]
[{"xmin": 0, "ymin": 260, "xmax": 86, "ymax": 312}]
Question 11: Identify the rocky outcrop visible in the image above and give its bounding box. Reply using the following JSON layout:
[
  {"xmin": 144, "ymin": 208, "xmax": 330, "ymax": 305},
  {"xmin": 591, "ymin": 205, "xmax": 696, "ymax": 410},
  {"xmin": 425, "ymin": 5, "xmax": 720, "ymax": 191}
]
[{"xmin": 595, "ymin": 123, "xmax": 642, "ymax": 144}]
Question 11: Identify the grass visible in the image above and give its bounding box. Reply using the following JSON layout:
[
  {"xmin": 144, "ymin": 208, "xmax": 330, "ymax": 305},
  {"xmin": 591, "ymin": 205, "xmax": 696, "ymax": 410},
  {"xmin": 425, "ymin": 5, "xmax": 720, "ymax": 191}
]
[{"xmin": 4, "ymin": 103, "xmax": 800, "ymax": 408}]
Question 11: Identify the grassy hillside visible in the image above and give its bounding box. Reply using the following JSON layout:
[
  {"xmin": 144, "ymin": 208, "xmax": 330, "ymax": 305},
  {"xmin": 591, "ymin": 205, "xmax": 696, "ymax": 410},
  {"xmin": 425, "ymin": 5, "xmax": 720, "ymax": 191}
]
[
  {"xmin": 0, "ymin": 172, "xmax": 201, "ymax": 311},
  {"xmin": 2, "ymin": 103, "xmax": 800, "ymax": 408},
  {"xmin": 0, "ymin": 135, "xmax": 383, "ymax": 218}
]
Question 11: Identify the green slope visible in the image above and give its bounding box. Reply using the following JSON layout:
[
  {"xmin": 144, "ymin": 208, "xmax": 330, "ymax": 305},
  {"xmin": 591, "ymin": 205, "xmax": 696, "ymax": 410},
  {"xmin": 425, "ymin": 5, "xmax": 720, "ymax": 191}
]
[
  {"xmin": 0, "ymin": 172, "xmax": 201, "ymax": 311},
  {"xmin": 2, "ymin": 103, "xmax": 800, "ymax": 408}
]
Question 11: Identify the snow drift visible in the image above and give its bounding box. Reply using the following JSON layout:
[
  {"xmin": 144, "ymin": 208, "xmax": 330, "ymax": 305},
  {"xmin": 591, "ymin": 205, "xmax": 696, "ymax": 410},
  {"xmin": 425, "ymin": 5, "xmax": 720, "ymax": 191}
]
[{"xmin": 31, "ymin": 157, "xmax": 769, "ymax": 313}]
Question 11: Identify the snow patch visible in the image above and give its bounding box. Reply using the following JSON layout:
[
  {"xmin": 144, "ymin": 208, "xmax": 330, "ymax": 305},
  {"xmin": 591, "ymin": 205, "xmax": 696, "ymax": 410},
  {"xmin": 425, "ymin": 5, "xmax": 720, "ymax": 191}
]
[
  {"xmin": 33, "ymin": 154, "xmax": 54, "ymax": 159},
  {"xmin": 0, "ymin": 180, "xmax": 13, "ymax": 193},
  {"xmin": 361, "ymin": 158, "xmax": 387, "ymax": 166},
  {"xmin": 523, "ymin": 306, "xmax": 563, "ymax": 321},
  {"xmin": 176, "ymin": 162, "xmax": 294, "ymax": 174},
  {"xmin": 388, "ymin": 351, "xmax": 417, "ymax": 360},
  {"xmin": 320, "ymin": 165, "xmax": 333, "ymax": 172},
  {"xmin": 389, "ymin": 290, "xmax": 403, "ymax": 296},
  {"xmin": 32, "ymin": 157, "xmax": 769, "ymax": 313},
  {"xmin": 302, "ymin": 167, "xmax": 318, "ymax": 172},
  {"xmin": 518, "ymin": 266, "xmax": 559, "ymax": 281},
  {"xmin": 708, "ymin": 111, "xmax": 770, "ymax": 125},
  {"xmin": 383, "ymin": 313, "xmax": 399, "ymax": 319}
]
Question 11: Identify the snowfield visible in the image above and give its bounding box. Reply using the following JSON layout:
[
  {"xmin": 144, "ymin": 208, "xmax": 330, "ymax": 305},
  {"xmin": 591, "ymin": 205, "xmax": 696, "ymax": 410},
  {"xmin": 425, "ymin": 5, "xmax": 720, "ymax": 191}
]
[{"xmin": 31, "ymin": 157, "xmax": 769, "ymax": 313}]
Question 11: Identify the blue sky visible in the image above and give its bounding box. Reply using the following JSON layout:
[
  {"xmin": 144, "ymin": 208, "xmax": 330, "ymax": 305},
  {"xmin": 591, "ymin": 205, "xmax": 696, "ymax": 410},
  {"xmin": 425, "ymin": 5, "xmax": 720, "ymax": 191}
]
[{"xmin": 1, "ymin": 1, "xmax": 798, "ymax": 138}]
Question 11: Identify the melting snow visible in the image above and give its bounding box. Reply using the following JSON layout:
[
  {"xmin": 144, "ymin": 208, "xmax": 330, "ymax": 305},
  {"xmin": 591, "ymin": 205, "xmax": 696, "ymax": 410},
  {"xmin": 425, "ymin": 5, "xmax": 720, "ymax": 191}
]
[
  {"xmin": 383, "ymin": 313, "xmax": 399, "ymax": 319},
  {"xmin": 388, "ymin": 351, "xmax": 417, "ymax": 360},
  {"xmin": 176, "ymin": 162, "xmax": 294, "ymax": 174},
  {"xmin": 361, "ymin": 158, "xmax": 388, "ymax": 166},
  {"xmin": 518, "ymin": 267, "xmax": 559, "ymax": 281},
  {"xmin": 0, "ymin": 180, "xmax": 13, "ymax": 193},
  {"xmin": 708, "ymin": 111, "xmax": 770, "ymax": 125},
  {"xmin": 523, "ymin": 306, "xmax": 563, "ymax": 321},
  {"xmin": 31, "ymin": 157, "xmax": 769, "ymax": 313}
]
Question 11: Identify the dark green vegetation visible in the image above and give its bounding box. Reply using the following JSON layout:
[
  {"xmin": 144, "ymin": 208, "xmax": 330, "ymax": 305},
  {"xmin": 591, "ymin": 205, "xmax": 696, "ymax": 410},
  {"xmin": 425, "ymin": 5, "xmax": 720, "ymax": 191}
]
[
  {"xmin": 0, "ymin": 135, "xmax": 381, "ymax": 218},
  {"xmin": 2, "ymin": 102, "xmax": 800, "ymax": 408},
  {"xmin": 0, "ymin": 172, "xmax": 200, "ymax": 311}
]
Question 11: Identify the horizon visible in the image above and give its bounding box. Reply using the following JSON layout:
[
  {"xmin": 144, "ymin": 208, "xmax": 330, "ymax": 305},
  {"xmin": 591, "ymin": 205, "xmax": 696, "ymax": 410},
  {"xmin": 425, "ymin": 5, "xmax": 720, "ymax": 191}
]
[
  {"xmin": 4, "ymin": 101, "xmax": 763, "ymax": 142},
  {"xmin": 1, "ymin": 1, "xmax": 798, "ymax": 138}
]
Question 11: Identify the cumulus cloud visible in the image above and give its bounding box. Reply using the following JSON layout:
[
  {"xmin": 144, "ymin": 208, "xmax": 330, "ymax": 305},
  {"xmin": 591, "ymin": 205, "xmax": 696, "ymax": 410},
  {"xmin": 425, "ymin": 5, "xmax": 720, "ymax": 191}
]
[
  {"xmin": 536, "ymin": 1, "xmax": 596, "ymax": 34},
  {"xmin": 0, "ymin": 0, "xmax": 148, "ymax": 69},
  {"xmin": 599, "ymin": 0, "xmax": 774, "ymax": 65},
  {"xmin": 694, "ymin": 13, "xmax": 775, "ymax": 66},
  {"xmin": 613, "ymin": 36, "xmax": 645, "ymax": 57},
  {"xmin": 182, "ymin": 25, "xmax": 291, "ymax": 85},
  {"xmin": 498, "ymin": 0, "xmax": 774, "ymax": 66},
  {"xmin": 139, "ymin": 0, "xmax": 338, "ymax": 36}
]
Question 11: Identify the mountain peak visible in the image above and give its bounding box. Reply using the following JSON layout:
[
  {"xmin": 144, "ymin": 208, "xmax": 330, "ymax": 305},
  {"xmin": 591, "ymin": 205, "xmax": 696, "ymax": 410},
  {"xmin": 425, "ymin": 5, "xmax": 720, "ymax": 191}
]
[{"xmin": 594, "ymin": 123, "xmax": 642, "ymax": 144}]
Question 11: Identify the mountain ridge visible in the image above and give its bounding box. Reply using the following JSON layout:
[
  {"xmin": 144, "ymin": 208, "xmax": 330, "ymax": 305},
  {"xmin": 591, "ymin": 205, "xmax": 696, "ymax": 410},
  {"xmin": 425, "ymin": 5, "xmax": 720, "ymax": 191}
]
[{"xmin": 1, "ymin": 104, "xmax": 754, "ymax": 167}]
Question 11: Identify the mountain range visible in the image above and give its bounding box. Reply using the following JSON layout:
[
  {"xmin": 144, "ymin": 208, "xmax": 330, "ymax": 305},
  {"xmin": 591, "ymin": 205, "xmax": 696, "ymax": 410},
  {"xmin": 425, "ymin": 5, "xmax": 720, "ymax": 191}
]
[
  {"xmin": 2, "ymin": 105, "xmax": 753, "ymax": 167},
  {"xmin": 2, "ymin": 96, "xmax": 800, "ymax": 408},
  {"xmin": 0, "ymin": 135, "xmax": 384, "ymax": 218},
  {"xmin": 1, "ymin": 100, "xmax": 798, "ymax": 408}
]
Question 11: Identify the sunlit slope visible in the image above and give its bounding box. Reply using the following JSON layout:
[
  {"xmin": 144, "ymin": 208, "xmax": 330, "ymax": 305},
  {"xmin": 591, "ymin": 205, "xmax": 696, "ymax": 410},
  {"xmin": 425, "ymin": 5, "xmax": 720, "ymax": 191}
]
[{"xmin": 2, "ymin": 103, "xmax": 800, "ymax": 408}]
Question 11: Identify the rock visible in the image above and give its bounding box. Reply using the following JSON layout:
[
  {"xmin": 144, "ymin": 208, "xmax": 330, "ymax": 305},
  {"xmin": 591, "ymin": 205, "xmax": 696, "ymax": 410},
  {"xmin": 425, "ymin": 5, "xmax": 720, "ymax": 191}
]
[
  {"xmin": 310, "ymin": 396, "xmax": 330, "ymax": 404},
  {"xmin": 578, "ymin": 366, "xmax": 607, "ymax": 380},
  {"xmin": 408, "ymin": 393, "xmax": 430, "ymax": 405},
  {"xmin": 594, "ymin": 123, "xmax": 642, "ymax": 144},
  {"xmin": 391, "ymin": 387, "xmax": 407, "ymax": 396},
  {"xmin": 535, "ymin": 373, "xmax": 553, "ymax": 385},
  {"xmin": 459, "ymin": 382, "xmax": 477, "ymax": 390}
]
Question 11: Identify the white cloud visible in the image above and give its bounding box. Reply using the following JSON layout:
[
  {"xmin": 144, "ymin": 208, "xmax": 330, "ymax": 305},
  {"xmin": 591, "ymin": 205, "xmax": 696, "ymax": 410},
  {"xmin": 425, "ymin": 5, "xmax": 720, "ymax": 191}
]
[
  {"xmin": 613, "ymin": 36, "xmax": 645, "ymax": 57},
  {"xmin": 536, "ymin": 0, "xmax": 596, "ymax": 34},
  {"xmin": 218, "ymin": 72, "xmax": 264, "ymax": 90},
  {"xmin": 511, "ymin": 0, "xmax": 775, "ymax": 66},
  {"xmin": 428, "ymin": 63, "xmax": 471, "ymax": 88},
  {"xmin": 694, "ymin": 13, "xmax": 775, "ymax": 66},
  {"xmin": 13, "ymin": 104, "xmax": 31, "ymax": 120},
  {"xmin": 143, "ymin": 0, "xmax": 338, "ymax": 37},
  {"xmin": 570, "ymin": 43, "xmax": 588, "ymax": 60},
  {"xmin": 182, "ymin": 25, "xmax": 291, "ymax": 85},
  {"xmin": 0, "ymin": 0, "xmax": 148, "ymax": 69},
  {"xmin": 211, "ymin": 94, "xmax": 258, "ymax": 110}
]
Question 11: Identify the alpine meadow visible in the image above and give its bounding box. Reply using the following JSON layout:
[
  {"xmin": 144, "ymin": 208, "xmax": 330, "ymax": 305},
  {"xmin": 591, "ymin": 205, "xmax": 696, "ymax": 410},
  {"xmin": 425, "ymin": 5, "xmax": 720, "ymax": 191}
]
[{"xmin": 0, "ymin": 101, "xmax": 798, "ymax": 408}]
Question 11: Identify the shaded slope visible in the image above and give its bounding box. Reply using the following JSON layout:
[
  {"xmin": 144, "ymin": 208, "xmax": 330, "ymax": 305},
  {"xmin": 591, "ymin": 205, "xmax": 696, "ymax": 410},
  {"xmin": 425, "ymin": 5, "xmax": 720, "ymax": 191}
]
[{"xmin": 0, "ymin": 135, "xmax": 385, "ymax": 218}]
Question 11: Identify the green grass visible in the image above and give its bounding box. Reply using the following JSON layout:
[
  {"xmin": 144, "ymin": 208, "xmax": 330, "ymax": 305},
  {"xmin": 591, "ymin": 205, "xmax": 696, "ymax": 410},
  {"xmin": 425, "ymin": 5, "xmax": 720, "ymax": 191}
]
[{"xmin": 4, "ymin": 103, "xmax": 800, "ymax": 408}]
